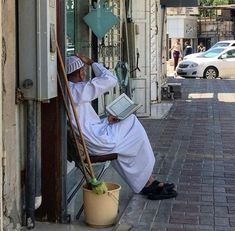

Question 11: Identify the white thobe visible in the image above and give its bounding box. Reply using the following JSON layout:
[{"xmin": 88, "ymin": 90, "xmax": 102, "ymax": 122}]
[{"xmin": 69, "ymin": 62, "xmax": 155, "ymax": 193}]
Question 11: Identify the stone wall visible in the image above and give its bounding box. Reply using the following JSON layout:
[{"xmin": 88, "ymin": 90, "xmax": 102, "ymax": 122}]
[
  {"xmin": 2, "ymin": 1, "xmax": 22, "ymax": 230},
  {"xmin": 0, "ymin": 0, "xmax": 3, "ymax": 229}
]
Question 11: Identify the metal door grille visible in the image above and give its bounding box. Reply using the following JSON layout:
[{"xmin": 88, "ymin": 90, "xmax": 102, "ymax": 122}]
[{"xmin": 98, "ymin": 0, "xmax": 123, "ymax": 71}]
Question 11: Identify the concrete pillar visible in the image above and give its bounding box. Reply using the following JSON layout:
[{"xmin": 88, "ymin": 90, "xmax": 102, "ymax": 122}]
[
  {"xmin": 0, "ymin": 0, "xmax": 3, "ymax": 229},
  {"xmin": 2, "ymin": 1, "xmax": 21, "ymax": 230}
]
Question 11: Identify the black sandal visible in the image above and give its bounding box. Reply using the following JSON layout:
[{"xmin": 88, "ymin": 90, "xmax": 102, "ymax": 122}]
[
  {"xmin": 148, "ymin": 188, "xmax": 177, "ymax": 200},
  {"xmin": 140, "ymin": 180, "xmax": 175, "ymax": 195}
]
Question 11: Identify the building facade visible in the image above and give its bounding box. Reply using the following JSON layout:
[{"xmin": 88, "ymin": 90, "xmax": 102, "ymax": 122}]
[
  {"xmin": 198, "ymin": 5, "xmax": 235, "ymax": 49},
  {"xmin": 0, "ymin": 0, "xmax": 160, "ymax": 229},
  {"xmin": 0, "ymin": 0, "xmax": 199, "ymax": 230}
]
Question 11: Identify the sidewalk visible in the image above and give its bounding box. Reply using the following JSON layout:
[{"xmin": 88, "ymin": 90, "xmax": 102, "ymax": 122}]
[
  {"xmin": 34, "ymin": 98, "xmax": 173, "ymax": 231},
  {"xmin": 117, "ymin": 78, "xmax": 235, "ymax": 230},
  {"xmin": 34, "ymin": 77, "xmax": 235, "ymax": 231}
]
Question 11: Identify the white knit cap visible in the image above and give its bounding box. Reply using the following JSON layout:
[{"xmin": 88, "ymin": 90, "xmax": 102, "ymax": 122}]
[{"xmin": 66, "ymin": 56, "xmax": 84, "ymax": 74}]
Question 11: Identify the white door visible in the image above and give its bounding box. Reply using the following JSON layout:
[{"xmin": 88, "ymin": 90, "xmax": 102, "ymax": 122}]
[{"xmin": 130, "ymin": 0, "xmax": 151, "ymax": 117}]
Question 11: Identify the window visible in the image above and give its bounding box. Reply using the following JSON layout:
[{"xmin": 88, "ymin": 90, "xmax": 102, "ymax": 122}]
[
  {"xmin": 225, "ymin": 49, "xmax": 235, "ymax": 58},
  {"xmin": 66, "ymin": 0, "xmax": 75, "ymax": 56}
]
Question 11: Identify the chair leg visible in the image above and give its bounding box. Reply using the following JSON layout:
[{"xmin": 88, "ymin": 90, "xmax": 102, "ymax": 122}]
[
  {"xmin": 97, "ymin": 161, "xmax": 111, "ymax": 179},
  {"xmin": 67, "ymin": 176, "xmax": 86, "ymax": 204}
]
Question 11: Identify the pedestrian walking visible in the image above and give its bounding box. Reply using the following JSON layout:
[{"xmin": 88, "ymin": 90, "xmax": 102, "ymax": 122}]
[{"xmin": 170, "ymin": 39, "xmax": 182, "ymax": 70}]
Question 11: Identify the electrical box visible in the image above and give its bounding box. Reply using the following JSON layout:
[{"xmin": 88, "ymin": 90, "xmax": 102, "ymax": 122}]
[{"xmin": 18, "ymin": 0, "xmax": 57, "ymax": 101}]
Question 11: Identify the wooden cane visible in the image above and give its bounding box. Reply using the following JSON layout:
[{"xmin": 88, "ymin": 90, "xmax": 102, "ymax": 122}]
[{"xmin": 57, "ymin": 73, "xmax": 91, "ymax": 182}]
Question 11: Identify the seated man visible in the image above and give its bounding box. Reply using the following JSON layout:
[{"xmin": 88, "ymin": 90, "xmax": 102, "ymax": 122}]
[{"xmin": 66, "ymin": 54, "xmax": 177, "ymax": 200}]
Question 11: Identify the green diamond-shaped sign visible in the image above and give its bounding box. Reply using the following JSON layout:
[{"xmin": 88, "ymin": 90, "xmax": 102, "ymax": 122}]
[{"xmin": 83, "ymin": 0, "xmax": 119, "ymax": 39}]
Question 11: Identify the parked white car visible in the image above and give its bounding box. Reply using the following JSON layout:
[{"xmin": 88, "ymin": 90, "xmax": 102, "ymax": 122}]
[
  {"xmin": 211, "ymin": 40, "xmax": 235, "ymax": 49},
  {"xmin": 183, "ymin": 40, "xmax": 235, "ymax": 60},
  {"xmin": 176, "ymin": 47, "xmax": 235, "ymax": 79}
]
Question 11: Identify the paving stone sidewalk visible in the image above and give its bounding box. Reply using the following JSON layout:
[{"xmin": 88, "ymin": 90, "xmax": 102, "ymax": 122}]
[{"xmin": 117, "ymin": 78, "xmax": 235, "ymax": 231}]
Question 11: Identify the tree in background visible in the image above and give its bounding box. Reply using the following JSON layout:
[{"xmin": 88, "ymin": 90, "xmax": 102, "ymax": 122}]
[
  {"xmin": 214, "ymin": 0, "xmax": 229, "ymax": 4},
  {"xmin": 200, "ymin": 0, "xmax": 229, "ymax": 17},
  {"xmin": 200, "ymin": 0, "xmax": 229, "ymax": 5}
]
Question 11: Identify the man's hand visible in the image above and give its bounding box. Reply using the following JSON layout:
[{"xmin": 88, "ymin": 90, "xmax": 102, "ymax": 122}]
[
  {"xmin": 76, "ymin": 53, "xmax": 94, "ymax": 66},
  {"xmin": 108, "ymin": 115, "xmax": 120, "ymax": 124}
]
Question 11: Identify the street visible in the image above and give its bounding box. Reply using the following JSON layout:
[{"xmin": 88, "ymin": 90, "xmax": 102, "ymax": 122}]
[{"xmin": 118, "ymin": 78, "xmax": 235, "ymax": 230}]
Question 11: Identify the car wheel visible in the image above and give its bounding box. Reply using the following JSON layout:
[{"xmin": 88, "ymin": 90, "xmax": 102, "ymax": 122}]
[{"xmin": 203, "ymin": 67, "xmax": 218, "ymax": 79}]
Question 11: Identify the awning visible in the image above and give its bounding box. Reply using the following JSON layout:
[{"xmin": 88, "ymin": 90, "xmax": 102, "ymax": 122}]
[{"xmin": 160, "ymin": 0, "xmax": 199, "ymax": 7}]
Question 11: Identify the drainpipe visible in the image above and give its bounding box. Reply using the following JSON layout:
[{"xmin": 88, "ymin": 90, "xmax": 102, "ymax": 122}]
[
  {"xmin": 25, "ymin": 100, "xmax": 41, "ymax": 229},
  {"xmin": 25, "ymin": 100, "xmax": 36, "ymax": 229},
  {"xmin": 35, "ymin": 102, "xmax": 41, "ymax": 210}
]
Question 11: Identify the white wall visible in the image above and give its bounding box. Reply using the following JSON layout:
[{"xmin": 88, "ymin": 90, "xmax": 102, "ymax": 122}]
[
  {"xmin": 150, "ymin": 0, "xmax": 158, "ymax": 101},
  {"xmin": 167, "ymin": 15, "xmax": 198, "ymax": 38},
  {"xmin": 131, "ymin": 0, "xmax": 151, "ymax": 117}
]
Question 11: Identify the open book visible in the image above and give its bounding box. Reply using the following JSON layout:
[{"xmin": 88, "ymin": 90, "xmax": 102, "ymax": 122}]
[{"xmin": 106, "ymin": 93, "xmax": 142, "ymax": 120}]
